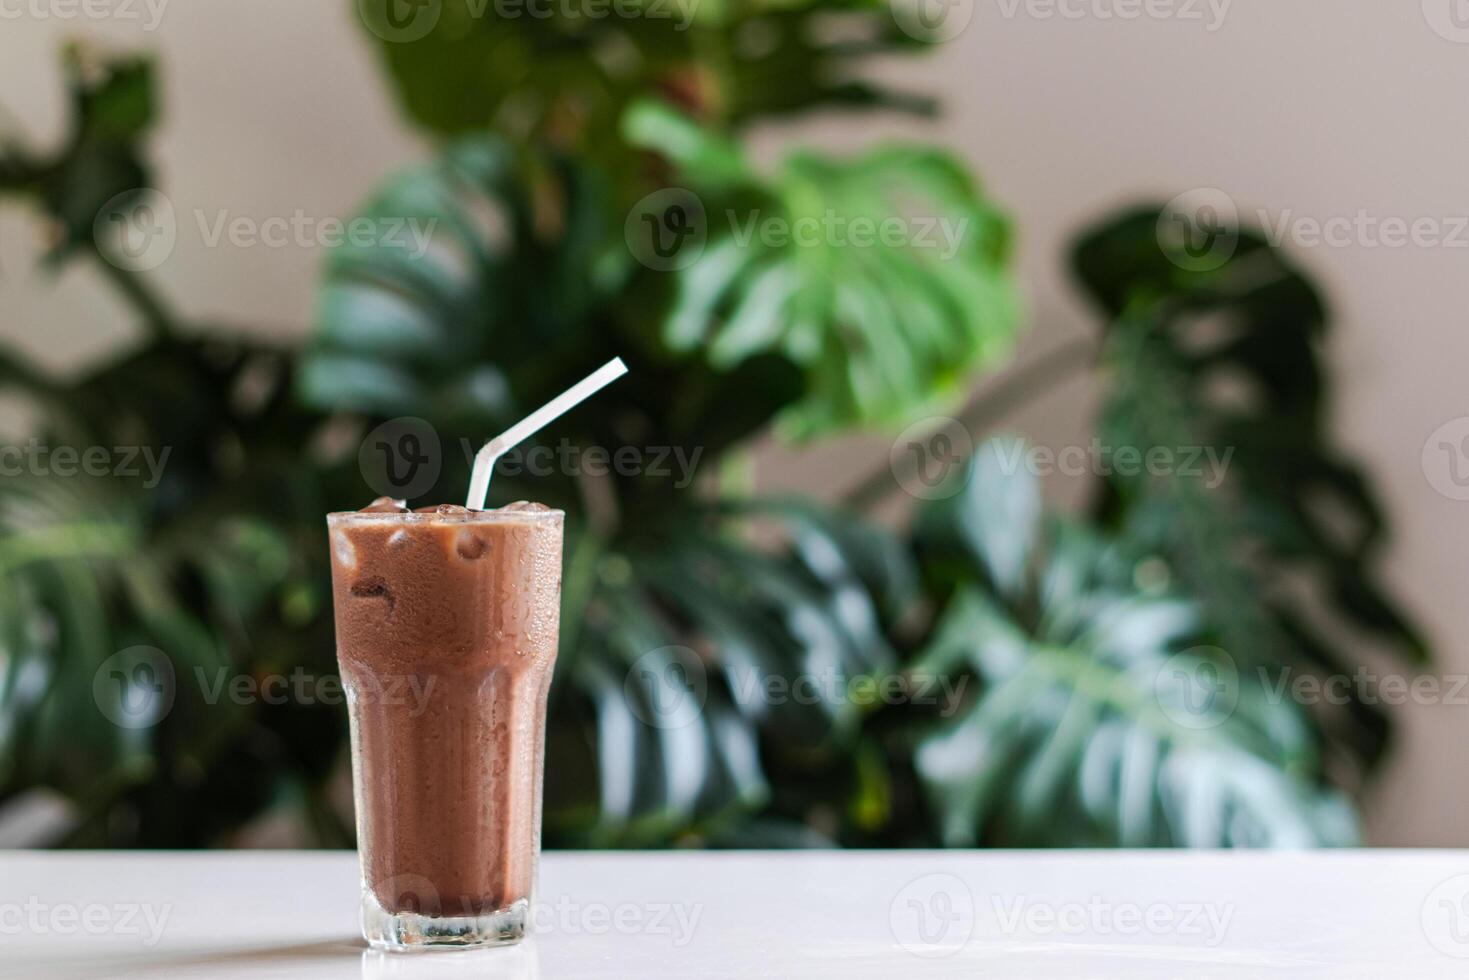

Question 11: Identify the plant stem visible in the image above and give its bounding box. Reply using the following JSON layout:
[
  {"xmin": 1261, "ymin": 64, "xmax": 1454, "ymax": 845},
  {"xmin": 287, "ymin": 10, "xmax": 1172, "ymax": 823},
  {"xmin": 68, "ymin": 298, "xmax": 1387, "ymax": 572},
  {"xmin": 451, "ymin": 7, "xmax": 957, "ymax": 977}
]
[
  {"xmin": 92, "ymin": 250, "xmax": 178, "ymax": 343},
  {"xmin": 0, "ymin": 349, "xmax": 59, "ymax": 397},
  {"xmin": 842, "ymin": 336, "xmax": 1096, "ymax": 513}
]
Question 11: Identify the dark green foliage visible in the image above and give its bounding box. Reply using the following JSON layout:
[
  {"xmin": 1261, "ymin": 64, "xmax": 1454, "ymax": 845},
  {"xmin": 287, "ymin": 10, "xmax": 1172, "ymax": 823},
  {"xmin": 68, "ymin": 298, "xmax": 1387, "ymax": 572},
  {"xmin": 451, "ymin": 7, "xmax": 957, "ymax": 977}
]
[
  {"xmin": 363, "ymin": 0, "xmax": 930, "ymax": 141},
  {"xmin": 1073, "ymin": 208, "xmax": 1425, "ymax": 781},
  {"xmin": 624, "ymin": 102, "xmax": 1019, "ymax": 437},
  {"xmin": 910, "ymin": 440, "xmax": 1355, "ymax": 847},
  {"xmin": 0, "ymin": 21, "xmax": 1425, "ymax": 851},
  {"xmin": 0, "ymin": 334, "xmax": 356, "ymax": 845}
]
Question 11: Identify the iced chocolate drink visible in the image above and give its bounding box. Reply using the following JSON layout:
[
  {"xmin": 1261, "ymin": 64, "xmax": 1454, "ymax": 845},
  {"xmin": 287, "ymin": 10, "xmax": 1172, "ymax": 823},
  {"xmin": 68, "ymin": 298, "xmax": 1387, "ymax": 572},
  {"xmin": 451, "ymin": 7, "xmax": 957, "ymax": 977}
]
[{"xmin": 328, "ymin": 497, "xmax": 564, "ymax": 949}]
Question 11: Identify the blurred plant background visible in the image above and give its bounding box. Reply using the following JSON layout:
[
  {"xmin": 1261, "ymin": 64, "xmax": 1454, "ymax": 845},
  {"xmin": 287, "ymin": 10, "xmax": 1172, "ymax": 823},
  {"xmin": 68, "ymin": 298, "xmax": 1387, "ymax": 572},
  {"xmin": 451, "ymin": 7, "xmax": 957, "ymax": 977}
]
[{"xmin": 0, "ymin": 1, "xmax": 1425, "ymax": 849}]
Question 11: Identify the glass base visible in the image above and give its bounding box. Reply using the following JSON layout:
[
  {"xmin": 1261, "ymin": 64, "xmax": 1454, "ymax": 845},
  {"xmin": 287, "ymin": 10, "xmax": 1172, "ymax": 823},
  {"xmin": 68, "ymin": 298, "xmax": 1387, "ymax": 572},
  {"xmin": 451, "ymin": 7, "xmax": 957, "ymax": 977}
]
[{"xmin": 362, "ymin": 893, "xmax": 529, "ymax": 951}]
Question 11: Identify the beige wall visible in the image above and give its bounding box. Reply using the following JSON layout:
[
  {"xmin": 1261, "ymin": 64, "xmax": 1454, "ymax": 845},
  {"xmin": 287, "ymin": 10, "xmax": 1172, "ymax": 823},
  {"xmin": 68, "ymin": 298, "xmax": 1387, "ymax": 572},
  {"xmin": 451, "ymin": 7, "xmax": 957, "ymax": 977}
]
[
  {"xmin": 0, "ymin": 2, "xmax": 423, "ymax": 373},
  {"xmin": 2, "ymin": 1, "xmax": 1465, "ymax": 844}
]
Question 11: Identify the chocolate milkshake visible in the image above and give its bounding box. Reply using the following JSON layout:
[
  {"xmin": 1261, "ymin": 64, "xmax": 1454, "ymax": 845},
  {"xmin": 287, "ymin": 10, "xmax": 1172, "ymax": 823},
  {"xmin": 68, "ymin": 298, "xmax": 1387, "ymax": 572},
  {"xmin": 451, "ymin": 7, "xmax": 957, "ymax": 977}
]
[{"xmin": 328, "ymin": 498, "xmax": 564, "ymax": 949}]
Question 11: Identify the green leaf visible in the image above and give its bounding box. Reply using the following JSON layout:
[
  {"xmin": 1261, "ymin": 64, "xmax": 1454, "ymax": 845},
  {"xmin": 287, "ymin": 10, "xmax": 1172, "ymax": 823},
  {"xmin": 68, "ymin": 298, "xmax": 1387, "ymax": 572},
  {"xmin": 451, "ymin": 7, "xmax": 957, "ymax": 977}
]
[
  {"xmin": 546, "ymin": 499, "xmax": 913, "ymax": 845},
  {"xmin": 912, "ymin": 442, "xmax": 1355, "ymax": 848},
  {"xmin": 0, "ymin": 332, "xmax": 347, "ymax": 846},
  {"xmin": 918, "ymin": 436, "xmax": 1039, "ymax": 600},
  {"xmin": 646, "ymin": 121, "xmax": 1021, "ymax": 437},
  {"xmin": 300, "ymin": 137, "xmax": 627, "ymax": 442},
  {"xmin": 1071, "ymin": 205, "xmax": 1428, "ymax": 779},
  {"xmin": 361, "ymin": 0, "xmax": 931, "ymax": 151},
  {"xmin": 622, "ymin": 101, "xmax": 751, "ymax": 189}
]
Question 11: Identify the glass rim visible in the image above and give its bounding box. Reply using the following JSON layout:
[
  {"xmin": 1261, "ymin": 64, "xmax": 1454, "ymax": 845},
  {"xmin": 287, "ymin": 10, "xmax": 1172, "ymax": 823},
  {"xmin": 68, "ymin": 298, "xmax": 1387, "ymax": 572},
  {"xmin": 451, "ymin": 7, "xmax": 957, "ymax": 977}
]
[{"xmin": 327, "ymin": 505, "xmax": 564, "ymax": 526}]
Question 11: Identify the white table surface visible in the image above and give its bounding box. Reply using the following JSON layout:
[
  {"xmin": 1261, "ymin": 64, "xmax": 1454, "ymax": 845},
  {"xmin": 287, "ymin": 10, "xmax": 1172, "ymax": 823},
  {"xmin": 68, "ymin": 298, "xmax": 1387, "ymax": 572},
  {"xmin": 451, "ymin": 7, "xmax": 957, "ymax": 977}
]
[{"xmin": 4, "ymin": 850, "xmax": 1469, "ymax": 978}]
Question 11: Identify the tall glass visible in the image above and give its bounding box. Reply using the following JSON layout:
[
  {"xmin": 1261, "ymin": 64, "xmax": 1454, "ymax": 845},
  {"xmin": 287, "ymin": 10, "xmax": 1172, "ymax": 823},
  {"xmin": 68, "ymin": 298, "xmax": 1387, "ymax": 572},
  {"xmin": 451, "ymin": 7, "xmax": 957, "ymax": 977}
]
[{"xmin": 327, "ymin": 504, "xmax": 564, "ymax": 950}]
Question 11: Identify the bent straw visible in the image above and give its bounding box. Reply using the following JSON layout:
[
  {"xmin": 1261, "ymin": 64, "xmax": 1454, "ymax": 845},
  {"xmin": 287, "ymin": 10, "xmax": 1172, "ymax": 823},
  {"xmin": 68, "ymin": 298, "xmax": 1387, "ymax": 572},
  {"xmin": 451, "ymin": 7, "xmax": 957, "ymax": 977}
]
[{"xmin": 465, "ymin": 357, "xmax": 629, "ymax": 510}]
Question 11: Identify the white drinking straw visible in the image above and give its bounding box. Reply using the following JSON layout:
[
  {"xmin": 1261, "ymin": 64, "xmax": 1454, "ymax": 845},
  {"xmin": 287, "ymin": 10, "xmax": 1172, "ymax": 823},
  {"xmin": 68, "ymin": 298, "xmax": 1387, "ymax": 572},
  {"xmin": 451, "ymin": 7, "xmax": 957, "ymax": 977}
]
[{"xmin": 465, "ymin": 357, "xmax": 629, "ymax": 510}]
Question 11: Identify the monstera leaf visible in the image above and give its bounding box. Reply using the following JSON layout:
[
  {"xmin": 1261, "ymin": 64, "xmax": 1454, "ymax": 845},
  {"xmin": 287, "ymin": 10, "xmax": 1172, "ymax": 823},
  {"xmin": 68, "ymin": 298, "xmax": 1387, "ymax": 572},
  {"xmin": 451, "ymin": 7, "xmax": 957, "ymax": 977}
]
[
  {"xmin": 0, "ymin": 50, "xmax": 351, "ymax": 846},
  {"xmin": 910, "ymin": 440, "xmax": 1356, "ymax": 847},
  {"xmin": 298, "ymin": 132, "xmax": 809, "ymax": 501},
  {"xmin": 1072, "ymin": 207, "xmax": 1425, "ymax": 777},
  {"xmin": 0, "ymin": 335, "xmax": 351, "ymax": 846},
  {"xmin": 546, "ymin": 499, "xmax": 917, "ymax": 846},
  {"xmin": 299, "ymin": 136, "xmax": 625, "ymax": 427},
  {"xmin": 360, "ymin": 0, "xmax": 929, "ymax": 152},
  {"xmin": 626, "ymin": 102, "xmax": 1020, "ymax": 438}
]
